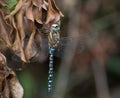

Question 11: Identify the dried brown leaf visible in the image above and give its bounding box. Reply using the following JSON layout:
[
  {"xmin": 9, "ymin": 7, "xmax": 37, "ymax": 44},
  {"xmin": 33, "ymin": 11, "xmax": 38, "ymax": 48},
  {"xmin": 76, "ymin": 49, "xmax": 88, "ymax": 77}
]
[
  {"xmin": 0, "ymin": 55, "xmax": 23, "ymax": 98},
  {"xmin": 33, "ymin": 7, "xmax": 42, "ymax": 24},
  {"xmin": 42, "ymin": 0, "xmax": 48, "ymax": 10},
  {"xmin": 0, "ymin": 52, "xmax": 6, "ymax": 68},
  {"xmin": 12, "ymin": 31, "xmax": 27, "ymax": 63},
  {"xmin": 25, "ymin": 3, "xmax": 34, "ymax": 22},
  {"xmin": 25, "ymin": 25, "xmax": 37, "ymax": 61},
  {"xmin": 16, "ymin": 10, "xmax": 25, "ymax": 46},
  {"xmin": 46, "ymin": 0, "xmax": 63, "ymax": 24},
  {"xmin": 1, "ymin": 79, "xmax": 10, "ymax": 98},
  {"xmin": 9, "ymin": 17, "xmax": 27, "ymax": 63},
  {"xmin": 23, "ymin": 17, "xmax": 34, "ymax": 36},
  {"xmin": 0, "ymin": 52, "xmax": 23, "ymax": 98},
  {"xmin": 32, "ymin": 0, "xmax": 44, "ymax": 8},
  {"xmin": 0, "ymin": 10, "xmax": 12, "ymax": 47},
  {"xmin": 9, "ymin": 71, "xmax": 24, "ymax": 98}
]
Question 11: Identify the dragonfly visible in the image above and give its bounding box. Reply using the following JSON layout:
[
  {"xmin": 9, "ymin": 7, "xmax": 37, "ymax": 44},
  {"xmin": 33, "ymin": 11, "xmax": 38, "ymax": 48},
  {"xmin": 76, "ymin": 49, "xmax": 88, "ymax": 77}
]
[
  {"xmin": 11, "ymin": 20, "xmax": 97, "ymax": 95},
  {"xmin": 47, "ymin": 20, "xmax": 87, "ymax": 95}
]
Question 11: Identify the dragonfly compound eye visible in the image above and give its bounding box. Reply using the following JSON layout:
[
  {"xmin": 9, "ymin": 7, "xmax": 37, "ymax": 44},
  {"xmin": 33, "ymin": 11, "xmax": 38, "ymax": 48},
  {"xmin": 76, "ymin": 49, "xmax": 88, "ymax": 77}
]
[
  {"xmin": 51, "ymin": 22, "xmax": 60, "ymax": 33},
  {"xmin": 52, "ymin": 23, "xmax": 58, "ymax": 28}
]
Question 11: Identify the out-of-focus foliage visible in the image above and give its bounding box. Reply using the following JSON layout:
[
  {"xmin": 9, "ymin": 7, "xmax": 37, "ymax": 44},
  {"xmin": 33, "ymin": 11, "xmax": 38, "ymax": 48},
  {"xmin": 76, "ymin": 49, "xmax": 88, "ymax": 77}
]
[
  {"xmin": 107, "ymin": 57, "xmax": 120, "ymax": 76},
  {"xmin": 5, "ymin": 0, "xmax": 17, "ymax": 8},
  {"xmin": 18, "ymin": 70, "xmax": 36, "ymax": 98}
]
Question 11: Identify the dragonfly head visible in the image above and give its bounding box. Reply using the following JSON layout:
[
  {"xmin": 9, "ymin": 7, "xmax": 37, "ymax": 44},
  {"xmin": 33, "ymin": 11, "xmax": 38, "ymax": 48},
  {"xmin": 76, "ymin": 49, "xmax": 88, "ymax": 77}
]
[{"xmin": 51, "ymin": 23, "xmax": 60, "ymax": 32}]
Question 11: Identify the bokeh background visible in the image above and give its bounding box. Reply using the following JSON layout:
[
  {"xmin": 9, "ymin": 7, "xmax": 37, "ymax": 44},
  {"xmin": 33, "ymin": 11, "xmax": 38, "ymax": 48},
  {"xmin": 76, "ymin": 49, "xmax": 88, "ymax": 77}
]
[{"xmin": 2, "ymin": 0, "xmax": 120, "ymax": 98}]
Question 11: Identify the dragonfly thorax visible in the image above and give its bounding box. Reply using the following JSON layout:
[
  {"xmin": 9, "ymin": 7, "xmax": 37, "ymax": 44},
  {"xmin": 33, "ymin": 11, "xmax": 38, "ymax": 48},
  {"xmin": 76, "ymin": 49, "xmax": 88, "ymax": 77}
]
[{"xmin": 48, "ymin": 21, "xmax": 61, "ymax": 48}]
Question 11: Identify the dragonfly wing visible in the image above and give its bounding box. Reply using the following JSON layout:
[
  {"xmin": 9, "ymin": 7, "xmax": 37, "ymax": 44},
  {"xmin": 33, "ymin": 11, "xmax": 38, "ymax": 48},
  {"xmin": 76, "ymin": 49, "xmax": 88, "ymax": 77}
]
[{"xmin": 54, "ymin": 37, "xmax": 85, "ymax": 57}]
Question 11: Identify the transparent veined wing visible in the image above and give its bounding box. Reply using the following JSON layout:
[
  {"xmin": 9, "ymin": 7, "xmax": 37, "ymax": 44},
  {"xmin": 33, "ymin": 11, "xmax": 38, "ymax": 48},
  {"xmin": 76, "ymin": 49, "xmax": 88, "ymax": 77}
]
[
  {"xmin": 11, "ymin": 33, "xmax": 97, "ymax": 62},
  {"xmin": 54, "ymin": 36, "xmax": 86, "ymax": 57}
]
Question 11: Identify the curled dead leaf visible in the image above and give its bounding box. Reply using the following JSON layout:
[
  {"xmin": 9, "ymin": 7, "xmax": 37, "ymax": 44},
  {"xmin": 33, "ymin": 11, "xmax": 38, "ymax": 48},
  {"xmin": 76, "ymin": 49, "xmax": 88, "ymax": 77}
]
[
  {"xmin": 46, "ymin": 0, "xmax": 64, "ymax": 24},
  {"xmin": 0, "ymin": 52, "xmax": 6, "ymax": 67},
  {"xmin": 25, "ymin": 2, "xmax": 34, "ymax": 22},
  {"xmin": 0, "ymin": 52, "xmax": 24, "ymax": 98},
  {"xmin": 9, "ymin": 17, "xmax": 27, "ymax": 63},
  {"xmin": 12, "ymin": 30, "xmax": 27, "ymax": 63},
  {"xmin": 33, "ymin": 6, "xmax": 42, "ymax": 24},
  {"xmin": 24, "ymin": 26, "xmax": 37, "ymax": 62},
  {"xmin": 0, "ymin": 10, "xmax": 12, "ymax": 47},
  {"xmin": 32, "ymin": 0, "xmax": 44, "ymax": 8},
  {"xmin": 8, "ymin": 71, "xmax": 24, "ymax": 98},
  {"xmin": 16, "ymin": 10, "xmax": 25, "ymax": 46},
  {"xmin": 42, "ymin": 0, "xmax": 48, "ymax": 10}
]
